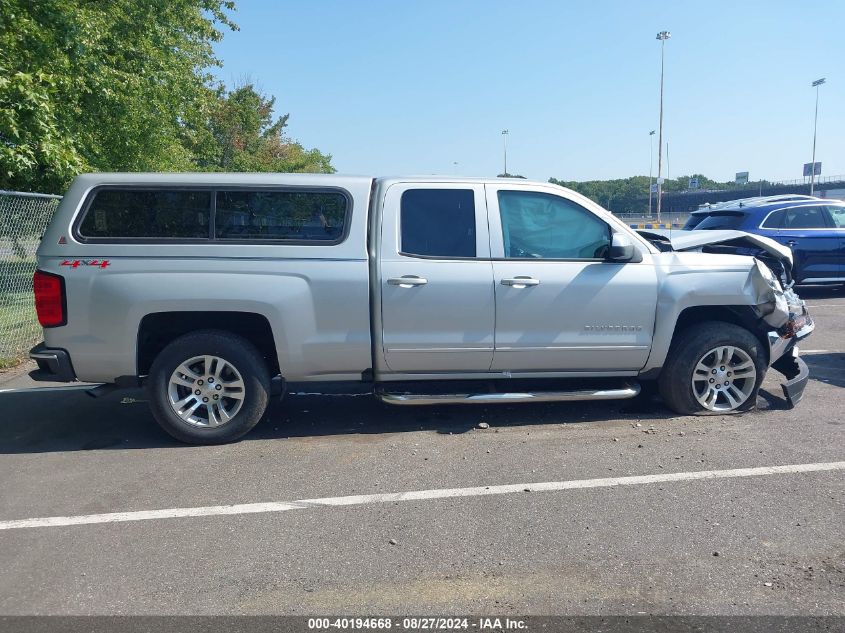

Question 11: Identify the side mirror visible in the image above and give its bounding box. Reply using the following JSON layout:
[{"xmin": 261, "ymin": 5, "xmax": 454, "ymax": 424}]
[{"xmin": 608, "ymin": 233, "xmax": 642, "ymax": 263}]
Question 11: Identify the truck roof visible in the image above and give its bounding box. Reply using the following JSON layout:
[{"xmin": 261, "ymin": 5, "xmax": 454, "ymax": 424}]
[
  {"xmin": 69, "ymin": 172, "xmax": 376, "ymax": 189},
  {"xmin": 70, "ymin": 172, "xmax": 549, "ymax": 188}
]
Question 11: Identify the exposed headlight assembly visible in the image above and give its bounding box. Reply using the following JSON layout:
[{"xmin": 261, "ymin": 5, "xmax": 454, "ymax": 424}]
[
  {"xmin": 754, "ymin": 258, "xmax": 781, "ymax": 291},
  {"xmin": 753, "ymin": 258, "xmax": 788, "ymax": 328}
]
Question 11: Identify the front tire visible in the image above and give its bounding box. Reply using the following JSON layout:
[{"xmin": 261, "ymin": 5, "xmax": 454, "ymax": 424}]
[
  {"xmin": 147, "ymin": 330, "xmax": 270, "ymax": 444},
  {"xmin": 659, "ymin": 321, "xmax": 765, "ymax": 415}
]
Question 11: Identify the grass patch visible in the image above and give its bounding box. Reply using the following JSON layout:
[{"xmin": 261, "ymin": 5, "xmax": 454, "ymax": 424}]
[
  {"xmin": 0, "ymin": 259, "xmax": 40, "ymax": 363},
  {"xmin": 0, "ymin": 356, "xmax": 23, "ymax": 369}
]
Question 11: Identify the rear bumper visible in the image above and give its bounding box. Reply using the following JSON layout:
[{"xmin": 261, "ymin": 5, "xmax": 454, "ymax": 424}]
[{"xmin": 28, "ymin": 343, "xmax": 77, "ymax": 382}]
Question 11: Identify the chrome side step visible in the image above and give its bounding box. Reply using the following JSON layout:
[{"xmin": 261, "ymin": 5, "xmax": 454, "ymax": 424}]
[{"xmin": 376, "ymin": 382, "xmax": 640, "ymax": 406}]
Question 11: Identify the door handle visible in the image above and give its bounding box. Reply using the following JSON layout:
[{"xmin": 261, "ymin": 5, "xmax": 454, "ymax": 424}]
[
  {"xmin": 787, "ymin": 240, "xmax": 797, "ymax": 247},
  {"xmin": 387, "ymin": 275, "xmax": 428, "ymax": 287},
  {"xmin": 501, "ymin": 277, "xmax": 540, "ymax": 288}
]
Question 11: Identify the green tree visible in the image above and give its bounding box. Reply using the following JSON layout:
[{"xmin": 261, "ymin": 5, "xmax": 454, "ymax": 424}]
[
  {"xmin": 0, "ymin": 0, "xmax": 237, "ymax": 193},
  {"xmin": 549, "ymin": 173, "xmax": 744, "ymax": 214},
  {"xmin": 193, "ymin": 83, "xmax": 334, "ymax": 173},
  {"xmin": 549, "ymin": 176, "xmax": 652, "ymax": 214}
]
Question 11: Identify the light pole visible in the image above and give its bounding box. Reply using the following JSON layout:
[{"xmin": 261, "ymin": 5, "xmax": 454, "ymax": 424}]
[
  {"xmin": 648, "ymin": 130, "xmax": 655, "ymax": 216},
  {"xmin": 655, "ymin": 30, "xmax": 670, "ymax": 223},
  {"xmin": 501, "ymin": 129, "xmax": 509, "ymax": 176},
  {"xmin": 810, "ymin": 78, "xmax": 825, "ymax": 195}
]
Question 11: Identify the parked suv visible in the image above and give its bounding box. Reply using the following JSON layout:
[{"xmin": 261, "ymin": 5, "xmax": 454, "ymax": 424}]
[
  {"xmin": 31, "ymin": 174, "xmax": 813, "ymax": 444},
  {"xmin": 685, "ymin": 195, "xmax": 845, "ymax": 284}
]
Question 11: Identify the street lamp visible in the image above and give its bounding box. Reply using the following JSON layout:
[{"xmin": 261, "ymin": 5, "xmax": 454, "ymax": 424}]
[
  {"xmin": 655, "ymin": 30, "xmax": 671, "ymax": 223},
  {"xmin": 810, "ymin": 78, "xmax": 825, "ymax": 195},
  {"xmin": 648, "ymin": 130, "xmax": 655, "ymax": 216},
  {"xmin": 501, "ymin": 129, "xmax": 509, "ymax": 176}
]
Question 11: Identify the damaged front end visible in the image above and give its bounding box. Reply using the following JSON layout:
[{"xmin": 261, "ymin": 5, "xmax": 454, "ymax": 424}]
[
  {"xmin": 751, "ymin": 269, "xmax": 814, "ymax": 407},
  {"xmin": 641, "ymin": 229, "xmax": 815, "ymax": 406}
]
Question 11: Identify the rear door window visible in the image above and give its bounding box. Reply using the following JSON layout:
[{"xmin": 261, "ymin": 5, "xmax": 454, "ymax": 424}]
[
  {"xmin": 825, "ymin": 205, "xmax": 845, "ymax": 228},
  {"xmin": 400, "ymin": 189, "xmax": 476, "ymax": 258},
  {"xmin": 79, "ymin": 189, "xmax": 211, "ymax": 239}
]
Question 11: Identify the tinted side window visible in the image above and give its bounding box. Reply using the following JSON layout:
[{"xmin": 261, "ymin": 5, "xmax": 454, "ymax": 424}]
[
  {"xmin": 216, "ymin": 190, "xmax": 347, "ymax": 241},
  {"xmin": 694, "ymin": 212, "xmax": 747, "ymax": 230},
  {"xmin": 79, "ymin": 189, "xmax": 211, "ymax": 239},
  {"xmin": 783, "ymin": 206, "xmax": 830, "ymax": 229},
  {"xmin": 498, "ymin": 191, "xmax": 610, "ymax": 259},
  {"xmin": 400, "ymin": 189, "xmax": 476, "ymax": 257},
  {"xmin": 760, "ymin": 209, "xmax": 785, "ymax": 229}
]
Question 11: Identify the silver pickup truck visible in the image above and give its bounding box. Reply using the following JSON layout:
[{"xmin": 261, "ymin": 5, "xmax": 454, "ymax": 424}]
[{"xmin": 30, "ymin": 173, "xmax": 813, "ymax": 444}]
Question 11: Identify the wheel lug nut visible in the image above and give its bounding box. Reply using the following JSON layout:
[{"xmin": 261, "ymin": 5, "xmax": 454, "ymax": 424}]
[
  {"xmin": 712, "ymin": 369, "xmax": 717, "ymax": 374},
  {"xmin": 727, "ymin": 372, "xmax": 732, "ymax": 376},
  {"xmin": 724, "ymin": 380, "xmax": 729, "ymax": 385},
  {"xmin": 194, "ymin": 389, "xmax": 201, "ymax": 395},
  {"xmin": 202, "ymin": 397, "xmax": 209, "ymax": 403},
  {"xmin": 720, "ymin": 366, "xmax": 725, "ymax": 371},
  {"xmin": 215, "ymin": 384, "xmax": 222, "ymax": 390},
  {"xmin": 213, "ymin": 394, "xmax": 219, "ymax": 400},
  {"xmin": 709, "ymin": 378, "xmax": 715, "ymax": 383},
  {"xmin": 208, "ymin": 377, "xmax": 214, "ymax": 383},
  {"xmin": 197, "ymin": 380, "xmax": 204, "ymax": 386}
]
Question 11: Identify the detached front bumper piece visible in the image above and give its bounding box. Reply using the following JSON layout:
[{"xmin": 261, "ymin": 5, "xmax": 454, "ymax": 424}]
[
  {"xmin": 771, "ymin": 349, "xmax": 809, "ymax": 408},
  {"xmin": 767, "ymin": 291, "xmax": 813, "ymax": 408},
  {"xmin": 29, "ymin": 343, "xmax": 77, "ymax": 382}
]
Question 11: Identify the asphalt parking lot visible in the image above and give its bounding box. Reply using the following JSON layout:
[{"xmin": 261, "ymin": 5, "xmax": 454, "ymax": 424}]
[{"xmin": 0, "ymin": 287, "xmax": 843, "ymax": 616}]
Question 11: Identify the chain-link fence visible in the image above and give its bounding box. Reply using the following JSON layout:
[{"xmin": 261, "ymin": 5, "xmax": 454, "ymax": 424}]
[{"xmin": 0, "ymin": 190, "xmax": 62, "ymax": 367}]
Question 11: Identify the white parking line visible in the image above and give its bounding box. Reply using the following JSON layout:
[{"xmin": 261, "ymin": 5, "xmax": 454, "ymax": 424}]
[{"xmin": 1, "ymin": 461, "xmax": 842, "ymax": 531}]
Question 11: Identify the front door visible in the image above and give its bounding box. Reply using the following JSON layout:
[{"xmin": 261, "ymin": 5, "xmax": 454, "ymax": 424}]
[
  {"xmin": 379, "ymin": 183, "xmax": 495, "ymax": 373},
  {"xmin": 486, "ymin": 184, "xmax": 657, "ymax": 372},
  {"xmin": 764, "ymin": 204, "xmax": 840, "ymax": 282}
]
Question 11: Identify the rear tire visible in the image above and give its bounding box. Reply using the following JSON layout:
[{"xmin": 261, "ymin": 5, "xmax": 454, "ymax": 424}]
[
  {"xmin": 659, "ymin": 321, "xmax": 765, "ymax": 416},
  {"xmin": 147, "ymin": 330, "xmax": 270, "ymax": 444}
]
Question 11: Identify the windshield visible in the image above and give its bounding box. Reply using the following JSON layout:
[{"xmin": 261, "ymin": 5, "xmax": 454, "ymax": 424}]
[
  {"xmin": 693, "ymin": 212, "xmax": 747, "ymax": 230},
  {"xmin": 684, "ymin": 214, "xmax": 707, "ymax": 229}
]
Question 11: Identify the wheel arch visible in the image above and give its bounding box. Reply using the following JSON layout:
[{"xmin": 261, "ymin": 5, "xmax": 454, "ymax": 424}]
[
  {"xmin": 137, "ymin": 311, "xmax": 281, "ymax": 377},
  {"xmin": 671, "ymin": 306, "xmax": 770, "ymax": 362},
  {"xmin": 641, "ymin": 304, "xmax": 770, "ymax": 379}
]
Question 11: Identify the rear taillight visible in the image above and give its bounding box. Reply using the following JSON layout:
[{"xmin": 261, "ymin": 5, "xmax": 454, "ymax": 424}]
[{"xmin": 33, "ymin": 270, "xmax": 66, "ymax": 327}]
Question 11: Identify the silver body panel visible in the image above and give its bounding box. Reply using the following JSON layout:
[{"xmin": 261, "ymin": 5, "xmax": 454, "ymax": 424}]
[{"xmin": 36, "ymin": 173, "xmax": 808, "ymax": 386}]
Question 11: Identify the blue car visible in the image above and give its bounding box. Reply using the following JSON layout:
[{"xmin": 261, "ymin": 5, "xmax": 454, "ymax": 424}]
[{"xmin": 685, "ymin": 195, "xmax": 845, "ymax": 285}]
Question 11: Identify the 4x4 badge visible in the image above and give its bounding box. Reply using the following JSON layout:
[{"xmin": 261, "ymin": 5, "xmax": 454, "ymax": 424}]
[{"xmin": 60, "ymin": 259, "xmax": 110, "ymax": 269}]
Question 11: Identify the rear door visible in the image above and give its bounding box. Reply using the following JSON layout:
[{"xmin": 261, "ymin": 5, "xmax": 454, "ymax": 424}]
[
  {"xmin": 378, "ymin": 183, "xmax": 495, "ymax": 373},
  {"xmin": 485, "ymin": 184, "xmax": 657, "ymax": 372},
  {"xmin": 765, "ymin": 205, "xmax": 840, "ymax": 282},
  {"xmin": 825, "ymin": 204, "xmax": 845, "ymax": 279}
]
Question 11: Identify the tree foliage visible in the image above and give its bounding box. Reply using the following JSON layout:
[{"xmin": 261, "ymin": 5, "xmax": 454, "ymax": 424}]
[
  {"xmin": 192, "ymin": 84, "xmax": 334, "ymax": 174},
  {"xmin": 549, "ymin": 174, "xmax": 742, "ymax": 214},
  {"xmin": 0, "ymin": 1, "xmax": 333, "ymax": 193}
]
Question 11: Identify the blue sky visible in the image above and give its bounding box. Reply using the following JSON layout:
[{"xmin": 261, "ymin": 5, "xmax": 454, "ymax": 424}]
[{"xmin": 211, "ymin": 0, "xmax": 844, "ymax": 183}]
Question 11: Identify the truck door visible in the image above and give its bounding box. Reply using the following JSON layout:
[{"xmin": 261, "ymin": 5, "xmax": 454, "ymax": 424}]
[
  {"xmin": 485, "ymin": 184, "xmax": 657, "ymax": 372},
  {"xmin": 378, "ymin": 183, "xmax": 495, "ymax": 373}
]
